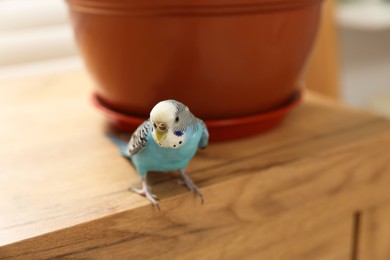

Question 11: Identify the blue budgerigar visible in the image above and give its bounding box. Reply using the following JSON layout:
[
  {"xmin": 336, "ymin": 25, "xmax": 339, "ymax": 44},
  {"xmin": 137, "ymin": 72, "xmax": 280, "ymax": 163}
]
[{"xmin": 110, "ymin": 100, "xmax": 209, "ymax": 209}]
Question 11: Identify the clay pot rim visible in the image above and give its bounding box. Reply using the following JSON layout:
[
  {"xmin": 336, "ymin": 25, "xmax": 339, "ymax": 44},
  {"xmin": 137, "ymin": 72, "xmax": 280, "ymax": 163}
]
[
  {"xmin": 66, "ymin": 0, "xmax": 321, "ymax": 16},
  {"xmin": 91, "ymin": 90, "xmax": 302, "ymax": 129}
]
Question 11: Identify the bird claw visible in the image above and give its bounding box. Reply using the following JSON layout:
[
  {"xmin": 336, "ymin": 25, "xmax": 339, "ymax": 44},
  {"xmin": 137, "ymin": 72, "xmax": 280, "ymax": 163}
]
[
  {"xmin": 187, "ymin": 182, "xmax": 204, "ymax": 204},
  {"xmin": 130, "ymin": 186, "xmax": 159, "ymax": 199},
  {"xmin": 180, "ymin": 170, "xmax": 204, "ymax": 204},
  {"xmin": 130, "ymin": 185, "xmax": 160, "ymax": 210}
]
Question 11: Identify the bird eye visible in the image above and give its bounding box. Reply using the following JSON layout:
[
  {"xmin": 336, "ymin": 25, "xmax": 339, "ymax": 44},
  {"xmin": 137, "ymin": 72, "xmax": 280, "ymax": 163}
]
[
  {"xmin": 175, "ymin": 116, "xmax": 179, "ymax": 122},
  {"xmin": 153, "ymin": 123, "xmax": 157, "ymax": 128}
]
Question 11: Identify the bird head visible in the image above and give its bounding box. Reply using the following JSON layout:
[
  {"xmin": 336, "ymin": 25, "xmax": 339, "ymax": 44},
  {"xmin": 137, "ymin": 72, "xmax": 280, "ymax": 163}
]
[{"xmin": 150, "ymin": 100, "xmax": 194, "ymax": 146}]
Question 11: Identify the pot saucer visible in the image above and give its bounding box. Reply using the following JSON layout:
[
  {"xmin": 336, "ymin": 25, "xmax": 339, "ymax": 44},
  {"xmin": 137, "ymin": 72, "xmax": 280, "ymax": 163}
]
[{"xmin": 92, "ymin": 91, "xmax": 302, "ymax": 142}]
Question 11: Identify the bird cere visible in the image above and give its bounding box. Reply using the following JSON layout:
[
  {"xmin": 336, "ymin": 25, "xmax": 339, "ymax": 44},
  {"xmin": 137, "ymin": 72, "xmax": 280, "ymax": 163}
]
[{"xmin": 110, "ymin": 100, "xmax": 209, "ymax": 210}]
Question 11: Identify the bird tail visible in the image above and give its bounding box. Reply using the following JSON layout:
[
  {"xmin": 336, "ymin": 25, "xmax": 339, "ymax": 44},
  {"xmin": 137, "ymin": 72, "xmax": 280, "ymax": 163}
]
[{"xmin": 106, "ymin": 133, "xmax": 131, "ymax": 158}]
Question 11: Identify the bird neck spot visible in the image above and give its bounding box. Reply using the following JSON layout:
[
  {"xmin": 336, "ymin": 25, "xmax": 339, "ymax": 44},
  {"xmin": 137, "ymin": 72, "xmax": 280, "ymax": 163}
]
[{"xmin": 174, "ymin": 130, "xmax": 183, "ymax": 137}]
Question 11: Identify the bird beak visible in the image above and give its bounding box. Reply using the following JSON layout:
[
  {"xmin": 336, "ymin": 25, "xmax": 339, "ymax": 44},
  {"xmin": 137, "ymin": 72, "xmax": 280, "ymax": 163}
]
[
  {"xmin": 156, "ymin": 130, "xmax": 167, "ymax": 143},
  {"xmin": 154, "ymin": 122, "xmax": 168, "ymax": 143}
]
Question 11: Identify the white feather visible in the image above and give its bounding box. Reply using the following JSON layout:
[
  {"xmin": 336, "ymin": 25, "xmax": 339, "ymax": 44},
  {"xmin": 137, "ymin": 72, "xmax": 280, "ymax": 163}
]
[
  {"xmin": 150, "ymin": 100, "xmax": 185, "ymax": 149},
  {"xmin": 150, "ymin": 101, "xmax": 176, "ymax": 124}
]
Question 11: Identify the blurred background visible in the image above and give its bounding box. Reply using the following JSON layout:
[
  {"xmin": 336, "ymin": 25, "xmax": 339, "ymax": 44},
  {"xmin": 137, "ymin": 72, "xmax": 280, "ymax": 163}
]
[{"xmin": 0, "ymin": 0, "xmax": 389, "ymax": 116}]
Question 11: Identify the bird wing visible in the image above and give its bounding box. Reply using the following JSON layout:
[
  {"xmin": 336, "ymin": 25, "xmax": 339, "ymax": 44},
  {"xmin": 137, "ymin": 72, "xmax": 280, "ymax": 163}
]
[
  {"xmin": 198, "ymin": 119, "xmax": 209, "ymax": 149},
  {"xmin": 128, "ymin": 120, "xmax": 151, "ymax": 156}
]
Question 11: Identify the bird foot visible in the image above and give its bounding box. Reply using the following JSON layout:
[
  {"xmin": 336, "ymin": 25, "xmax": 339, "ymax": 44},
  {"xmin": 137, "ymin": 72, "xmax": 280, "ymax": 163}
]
[
  {"xmin": 130, "ymin": 184, "xmax": 160, "ymax": 210},
  {"xmin": 180, "ymin": 170, "xmax": 204, "ymax": 204}
]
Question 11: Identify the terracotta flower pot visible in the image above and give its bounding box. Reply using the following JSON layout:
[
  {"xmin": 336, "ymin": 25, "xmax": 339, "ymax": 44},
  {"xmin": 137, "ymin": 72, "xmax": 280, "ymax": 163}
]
[{"xmin": 66, "ymin": 0, "xmax": 322, "ymax": 140}]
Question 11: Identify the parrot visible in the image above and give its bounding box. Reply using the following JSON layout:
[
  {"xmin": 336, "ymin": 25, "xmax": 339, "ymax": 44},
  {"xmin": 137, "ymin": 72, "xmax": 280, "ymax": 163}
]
[{"xmin": 108, "ymin": 100, "xmax": 209, "ymax": 209}]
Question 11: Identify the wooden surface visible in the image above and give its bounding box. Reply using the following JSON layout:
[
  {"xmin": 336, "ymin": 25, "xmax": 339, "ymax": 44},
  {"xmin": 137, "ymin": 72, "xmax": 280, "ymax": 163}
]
[
  {"xmin": 1, "ymin": 70, "xmax": 390, "ymax": 259},
  {"xmin": 359, "ymin": 201, "xmax": 390, "ymax": 260},
  {"xmin": 304, "ymin": 0, "xmax": 341, "ymax": 98}
]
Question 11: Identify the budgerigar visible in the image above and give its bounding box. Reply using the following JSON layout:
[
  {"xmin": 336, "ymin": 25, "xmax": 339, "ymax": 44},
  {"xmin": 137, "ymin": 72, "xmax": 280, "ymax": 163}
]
[{"xmin": 109, "ymin": 100, "xmax": 209, "ymax": 209}]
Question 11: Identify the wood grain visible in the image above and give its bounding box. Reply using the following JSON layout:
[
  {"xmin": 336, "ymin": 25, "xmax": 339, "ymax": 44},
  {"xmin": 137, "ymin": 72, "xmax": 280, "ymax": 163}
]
[
  {"xmin": 358, "ymin": 201, "xmax": 390, "ymax": 260},
  {"xmin": 2, "ymin": 128, "xmax": 389, "ymax": 259},
  {"xmin": 0, "ymin": 70, "xmax": 390, "ymax": 258}
]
